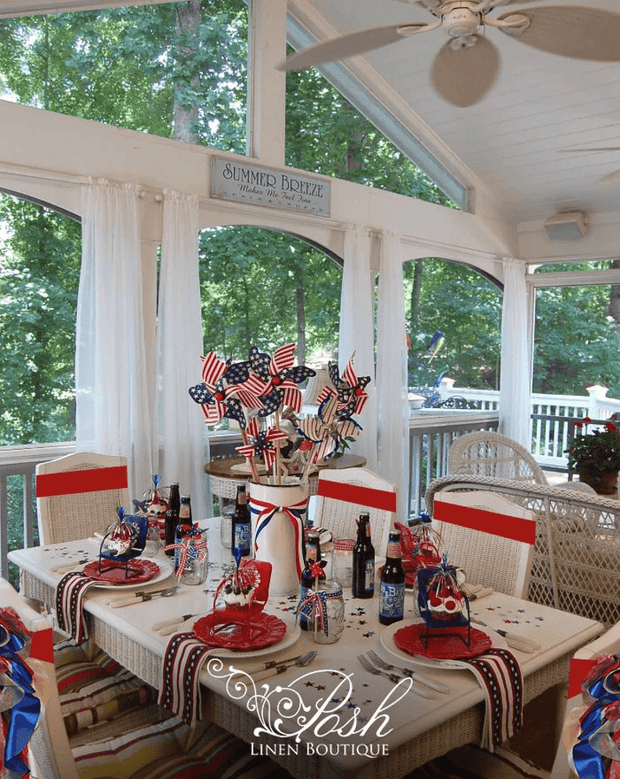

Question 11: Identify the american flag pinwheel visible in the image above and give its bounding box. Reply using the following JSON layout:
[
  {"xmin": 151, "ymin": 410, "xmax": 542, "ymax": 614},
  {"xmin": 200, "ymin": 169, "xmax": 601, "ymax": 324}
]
[
  {"xmin": 317, "ymin": 357, "xmax": 371, "ymax": 418},
  {"xmin": 295, "ymin": 395, "xmax": 361, "ymax": 464},
  {"xmin": 236, "ymin": 417, "xmax": 289, "ymax": 471},
  {"xmin": 244, "ymin": 343, "xmax": 316, "ymax": 416},
  {"xmin": 188, "ymin": 352, "xmax": 262, "ymax": 427}
]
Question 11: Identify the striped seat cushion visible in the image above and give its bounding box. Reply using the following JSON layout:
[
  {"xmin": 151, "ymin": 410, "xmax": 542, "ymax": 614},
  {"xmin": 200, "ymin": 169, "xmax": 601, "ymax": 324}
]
[
  {"xmin": 55, "ymin": 638, "xmax": 157, "ymax": 736},
  {"xmin": 73, "ymin": 720, "xmax": 295, "ymax": 779}
]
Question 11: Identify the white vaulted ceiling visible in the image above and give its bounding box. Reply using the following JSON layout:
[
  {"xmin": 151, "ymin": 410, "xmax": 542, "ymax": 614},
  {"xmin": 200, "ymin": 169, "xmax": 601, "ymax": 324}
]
[{"xmin": 287, "ymin": 0, "xmax": 620, "ymax": 228}]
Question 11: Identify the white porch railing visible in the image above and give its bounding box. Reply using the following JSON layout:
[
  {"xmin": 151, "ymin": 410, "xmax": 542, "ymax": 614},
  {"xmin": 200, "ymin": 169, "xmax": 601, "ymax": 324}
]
[{"xmin": 2, "ymin": 383, "xmax": 619, "ymax": 579}]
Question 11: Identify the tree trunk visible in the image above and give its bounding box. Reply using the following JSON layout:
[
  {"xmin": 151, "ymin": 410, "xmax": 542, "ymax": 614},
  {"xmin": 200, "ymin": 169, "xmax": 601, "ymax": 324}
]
[
  {"xmin": 173, "ymin": 0, "xmax": 202, "ymax": 144},
  {"xmin": 608, "ymin": 259, "xmax": 620, "ymax": 330},
  {"xmin": 410, "ymin": 259, "xmax": 423, "ymax": 337},
  {"xmin": 296, "ymin": 270, "xmax": 306, "ymax": 365}
]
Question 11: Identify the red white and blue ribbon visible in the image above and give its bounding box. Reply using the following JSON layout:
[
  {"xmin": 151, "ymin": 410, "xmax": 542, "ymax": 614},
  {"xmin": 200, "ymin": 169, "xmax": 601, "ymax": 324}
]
[
  {"xmin": 55, "ymin": 572, "xmax": 98, "ymax": 644},
  {"xmin": 0, "ymin": 609, "xmax": 41, "ymax": 779},
  {"xmin": 571, "ymin": 654, "xmax": 620, "ymax": 779},
  {"xmin": 165, "ymin": 534, "xmax": 207, "ymax": 580},
  {"xmin": 159, "ymin": 632, "xmax": 212, "ymax": 726},
  {"xmin": 250, "ymin": 496, "xmax": 307, "ymax": 579}
]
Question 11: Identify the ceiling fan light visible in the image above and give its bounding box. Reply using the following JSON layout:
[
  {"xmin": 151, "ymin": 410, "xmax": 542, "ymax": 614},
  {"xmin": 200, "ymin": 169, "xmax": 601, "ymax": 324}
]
[{"xmin": 443, "ymin": 7, "xmax": 481, "ymax": 37}]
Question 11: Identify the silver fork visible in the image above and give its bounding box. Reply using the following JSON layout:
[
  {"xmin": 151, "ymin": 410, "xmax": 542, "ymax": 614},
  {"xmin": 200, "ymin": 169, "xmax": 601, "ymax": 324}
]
[
  {"xmin": 357, "ymin": 653, "xmax": 401, "ymax": 683},
  {"xmin": 357, "ymin": 654, "xmax": 437, "ymax": 699},
  {"xmin": 366, "ymin": 650, "xmax": 450, "ymax": 694}
]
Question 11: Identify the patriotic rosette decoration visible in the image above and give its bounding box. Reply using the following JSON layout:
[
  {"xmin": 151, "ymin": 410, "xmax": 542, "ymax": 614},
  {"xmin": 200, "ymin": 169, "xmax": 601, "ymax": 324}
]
[
  {"xmin": 0, "ymin": 608, "xmax": 41, "ymax": 779},
  {"xmin": 317, "ymin": 355, "xmax": 371, "ymax": 419},
  {"xmin": 244, "ymin": 343, "xmax": 315, "ymax": 416},
  {"xmin": 569, "ymin": 654, "xmax": 620, "ymax": 778},
  {"xmin": 236, "ymin": 416, "xmax": 288, "ymax": 471}
]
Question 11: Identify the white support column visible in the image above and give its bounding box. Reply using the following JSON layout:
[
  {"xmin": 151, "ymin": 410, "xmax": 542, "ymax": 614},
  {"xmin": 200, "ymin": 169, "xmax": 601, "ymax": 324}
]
[
  {"xmin": 376, "ymin": 230, "xmax": 409, "ymax": 522},
  {"xmin": 499, "ymin": 259, "xmax": 535, "ymax": 448},
  {"xmin": 339, "ymin": 225, "xmax": 378, "ymax": 470},
  {"xmin": 247, "ymin": 0, "xmax": 287, "ymax": 165}
]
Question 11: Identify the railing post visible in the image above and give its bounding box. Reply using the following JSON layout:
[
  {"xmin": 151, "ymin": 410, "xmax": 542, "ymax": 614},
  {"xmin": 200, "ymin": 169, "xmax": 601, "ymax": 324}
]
[
  {"xmin": 587, "ymin": 385, "xmax": 609, "ymax": 420},
  {"xmin": 437, "ymin": 376, "xmax": 455, "ymax": 403}
]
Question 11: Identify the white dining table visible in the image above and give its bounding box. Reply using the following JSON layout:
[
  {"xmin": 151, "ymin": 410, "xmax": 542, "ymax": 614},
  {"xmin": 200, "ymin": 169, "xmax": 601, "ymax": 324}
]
[{"xmin": 9, "ymin": 519, "xmax": 604, "ymax": 779}]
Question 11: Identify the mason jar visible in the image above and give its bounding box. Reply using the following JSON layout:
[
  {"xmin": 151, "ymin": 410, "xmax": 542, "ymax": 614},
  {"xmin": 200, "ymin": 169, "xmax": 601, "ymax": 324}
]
[
  {"xmin": 307, "ymin": 579, "xmax": 345, "ymax": 644},
  {"xmin": 180, "ymin": 532, "xmax": 209, "ymax": 586}
]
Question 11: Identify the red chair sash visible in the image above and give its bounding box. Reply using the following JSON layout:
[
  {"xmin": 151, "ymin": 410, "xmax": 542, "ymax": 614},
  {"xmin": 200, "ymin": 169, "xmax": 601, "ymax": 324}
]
[
  {"xmin": 317, "ymin": 479, "xmax": 396, "ymax": 512},
  {"xmin": 433, "ymin": 499, "xmax": 536, "ymax": 545},
  {"xmin": 36, "ymin": 466, "xmax": 128, "ymax": 497}
]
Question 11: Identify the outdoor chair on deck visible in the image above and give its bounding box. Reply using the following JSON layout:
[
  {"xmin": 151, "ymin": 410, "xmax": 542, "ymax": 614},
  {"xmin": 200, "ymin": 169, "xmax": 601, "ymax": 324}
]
[
  {"xmin": 35, "ymin": 452, "xmax": 130, "ymax": 544},
  {"xmin": 313, "ymin": 466, "xmax": 397, "ymax": 553},
  {"xmin": 427, "ymin": 473, "xmax": 620, "ymax": 627},
  {"xmin": 448, "ymin": 431, "xmax": 595, "ymax": 493},
  {"xmin": 0, "ymin": 577, "xmax": 293, "ymax": 779}
]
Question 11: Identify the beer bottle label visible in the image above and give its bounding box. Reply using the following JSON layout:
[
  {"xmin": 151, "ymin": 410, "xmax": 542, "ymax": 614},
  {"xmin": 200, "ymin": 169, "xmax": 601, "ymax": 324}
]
[
  {"xmin": 364, "ymin": 560, "xmax": 375, "ymax": 592},
  {"xmin": 233, "ymin": 522, "xmax": 251, "ymax": 550},
  {"xmin": 379, "ymin": 581, "xmax": 405, "ymax": 618}
]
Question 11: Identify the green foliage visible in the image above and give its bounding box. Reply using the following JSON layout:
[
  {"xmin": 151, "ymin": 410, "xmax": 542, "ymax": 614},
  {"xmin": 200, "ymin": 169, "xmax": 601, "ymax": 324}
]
[
  {"xmin": 566, "ymin": 416, "xmax": 620, "ymax": 474},
  {"xmin": 0, "ymin": 197, "xmax": 80, "ymax": 445},
  {"xmin": 404, "ymin": 259, "xmax": 502, "ymax": 391},
  {"xmin": 534, "ymin": 280, "xmax": 620, "ymax": 397}
]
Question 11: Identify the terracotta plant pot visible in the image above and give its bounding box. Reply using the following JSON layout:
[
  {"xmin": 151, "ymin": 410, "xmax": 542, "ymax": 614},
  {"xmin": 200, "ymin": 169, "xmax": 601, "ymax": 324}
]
[{"xmin": 577, "ymin": 468, "xmax": 619, "ymax": 495}]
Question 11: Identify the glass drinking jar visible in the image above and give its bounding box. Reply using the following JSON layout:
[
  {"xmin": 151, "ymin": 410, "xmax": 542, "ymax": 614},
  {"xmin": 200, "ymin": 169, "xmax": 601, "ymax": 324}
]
[
  {"xmin": 219, "ymin": 504, "xmax": 235, "ymax": 549},
  {"xmin": 180, "ymin": 532, "xmax": 209, "ymax": 586},
  {"xmin": 307, "ymin": 579, "xmax": 345, "ymax": 644},
  {"xmin": 331, "ymin": 539, "xmax": 355, "ymax": 589}
]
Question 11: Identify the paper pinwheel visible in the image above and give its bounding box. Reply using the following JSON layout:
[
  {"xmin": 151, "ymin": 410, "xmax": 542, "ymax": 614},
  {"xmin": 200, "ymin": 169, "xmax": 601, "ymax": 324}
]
[
  {"xmin": 295, "ymin": 395, "xmax": 361, "ymax": 464},
  {"xmin": 188, "ymin": 352, "xmax": 262, "ymax": 426},
  {"xmin": 236, "ymin": 417, "xmax": 289, "ymax": 471},
  {"xmin": 317, "ymin": 356, "xmax": 370, "ymax": 418},
  {"xmin": 244, "ymin": 343, "xmax": 315, "ymax": 416}
]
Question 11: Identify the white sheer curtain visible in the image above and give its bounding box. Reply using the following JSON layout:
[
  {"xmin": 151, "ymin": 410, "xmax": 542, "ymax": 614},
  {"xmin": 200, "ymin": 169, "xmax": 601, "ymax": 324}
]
[
  {"xmin": 500, "ymin": 260, "xmax": 533, "ymax": 448},
  {"xmin": 157, "ymin": 190, "xmax": 209, "ymax": 520},
  {"xmin": 376, "ymin": 231, "xmax": 409, "ymax": 522},
  {"xmin": 338, "ymin": 225, "xmax": 378, "ymax": 471},
  {"xmin": 76, "ymin": 178, "xmax": 154, "ymax": 501}
]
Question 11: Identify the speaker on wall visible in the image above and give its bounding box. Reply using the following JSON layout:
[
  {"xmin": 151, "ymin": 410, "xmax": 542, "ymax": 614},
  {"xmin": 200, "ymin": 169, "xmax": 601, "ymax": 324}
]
[{"xmin": 543, "ymin": 211, "xmax": 590, "ymax": 240}]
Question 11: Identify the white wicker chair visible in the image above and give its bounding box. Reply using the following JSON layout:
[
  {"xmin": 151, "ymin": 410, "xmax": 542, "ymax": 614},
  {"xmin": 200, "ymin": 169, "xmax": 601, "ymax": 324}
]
[
  {"xmin": 36, "ymin": 452, "xmax": 130, "ymax": 544},
  {"xmin": 432, "ymin": 489, "xmax": 536, "ymax": 598},
  {"xmin": 314, "ymin": 466, "xmax": 396, "ymax": 553},
  {"xmin": 448, "ymin": 431, "xmax": 595, "ymax": 493},
  {"xmin": 0, "ymin": 577, "xmax": 295, "ymax": 779},
  {"xmin": 427, "ymin": 474, "xmax": 620, "ymax": 627}
]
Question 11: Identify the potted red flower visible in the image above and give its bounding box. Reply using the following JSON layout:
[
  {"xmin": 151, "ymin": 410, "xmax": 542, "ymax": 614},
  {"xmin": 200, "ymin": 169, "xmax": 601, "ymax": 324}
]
[{"xmin": 565, "ymin": 414, "xmax": 620, "ymax": 494}]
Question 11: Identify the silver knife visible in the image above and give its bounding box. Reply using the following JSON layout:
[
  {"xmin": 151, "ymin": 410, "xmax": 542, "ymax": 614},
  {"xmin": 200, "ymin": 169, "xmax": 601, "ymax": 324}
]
[{"xmin": 471, "ymin": 617, "xmax": 540, "ymax": 653}]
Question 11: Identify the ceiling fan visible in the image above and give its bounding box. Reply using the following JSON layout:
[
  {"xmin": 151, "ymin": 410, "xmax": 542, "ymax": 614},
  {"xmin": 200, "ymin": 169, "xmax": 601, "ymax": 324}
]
[
  {"xmin": 559, "ymin": 146, "xmax": 620, "ymax": 186},
  {"xmin": 279, "ymin": 1, "xmax": 620, "ymax": 108}
]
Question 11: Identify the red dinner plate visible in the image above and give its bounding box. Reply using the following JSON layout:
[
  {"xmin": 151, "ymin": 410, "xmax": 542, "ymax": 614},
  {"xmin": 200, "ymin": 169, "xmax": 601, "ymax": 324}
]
[
  {"xmin": 393, "ymin": 622, "xmax": 492, "ymax": 660},
  {"xmin": 82, "ymin": 558, "xmax": 160, "ymax": 585},
  {"xmin": 193, "ymin": 611, "xmax": 287, "ymax": 651}
]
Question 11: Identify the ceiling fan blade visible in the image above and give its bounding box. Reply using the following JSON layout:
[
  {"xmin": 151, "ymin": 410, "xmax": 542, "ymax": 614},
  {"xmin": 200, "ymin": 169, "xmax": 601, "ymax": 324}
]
[
  {"xmin": 431, "ymin": 36, "xmax": 500, "ymax": 107},
  {"xmin": 559, "ymin": 147, "xmax": 620, "ymax": 153},
  {"xmin": 497, "ymin": 5, "xmax": 620, "ymax": 61},
  {"xmin": 279, "ymin": 23, "xmax": 428, "ymax": 71},
  {"xmin": 598, "ymin": 170, "xmax": 620, "ymax": 186}
]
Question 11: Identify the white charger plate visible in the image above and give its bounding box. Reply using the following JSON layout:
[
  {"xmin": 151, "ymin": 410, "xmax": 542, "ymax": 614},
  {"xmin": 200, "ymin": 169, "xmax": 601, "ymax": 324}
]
[{"xmin": 380, "ymin": 618, "xmax": 507, "ymax": 670}]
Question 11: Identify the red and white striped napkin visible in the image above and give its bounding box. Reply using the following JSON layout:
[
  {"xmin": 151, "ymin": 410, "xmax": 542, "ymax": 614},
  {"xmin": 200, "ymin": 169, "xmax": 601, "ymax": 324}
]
[
  {"xmin": 158, "ymin": 632, "xmax": 214, "ymax": 725},
  {"xmin": 55, "ymin": 572, "xmax": 99, "ymax": 644},
  {"xmin": 459, "ymin": 648, "xmax": 523, "ymax": 751}
]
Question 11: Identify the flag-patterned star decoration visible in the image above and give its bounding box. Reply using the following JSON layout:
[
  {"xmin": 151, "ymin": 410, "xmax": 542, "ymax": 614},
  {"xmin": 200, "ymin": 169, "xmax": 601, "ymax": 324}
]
[
  {"xmin": 317, "ymin": 357, "xmax": 371, "ymax": 418},
  {"xmin": 236, "ymin": 417, "xmax": 289, "ymax": 470},
  {"xmin": 188, "ymin": 352, "xmax": 262, "ymax": 427},
  {"xmin": 295, "ymin": 395, "xmax": 361, "ymax": 463},
  {"xmin": 244, "ymin": 343, "xmax": 316, "ymax": 417}
]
